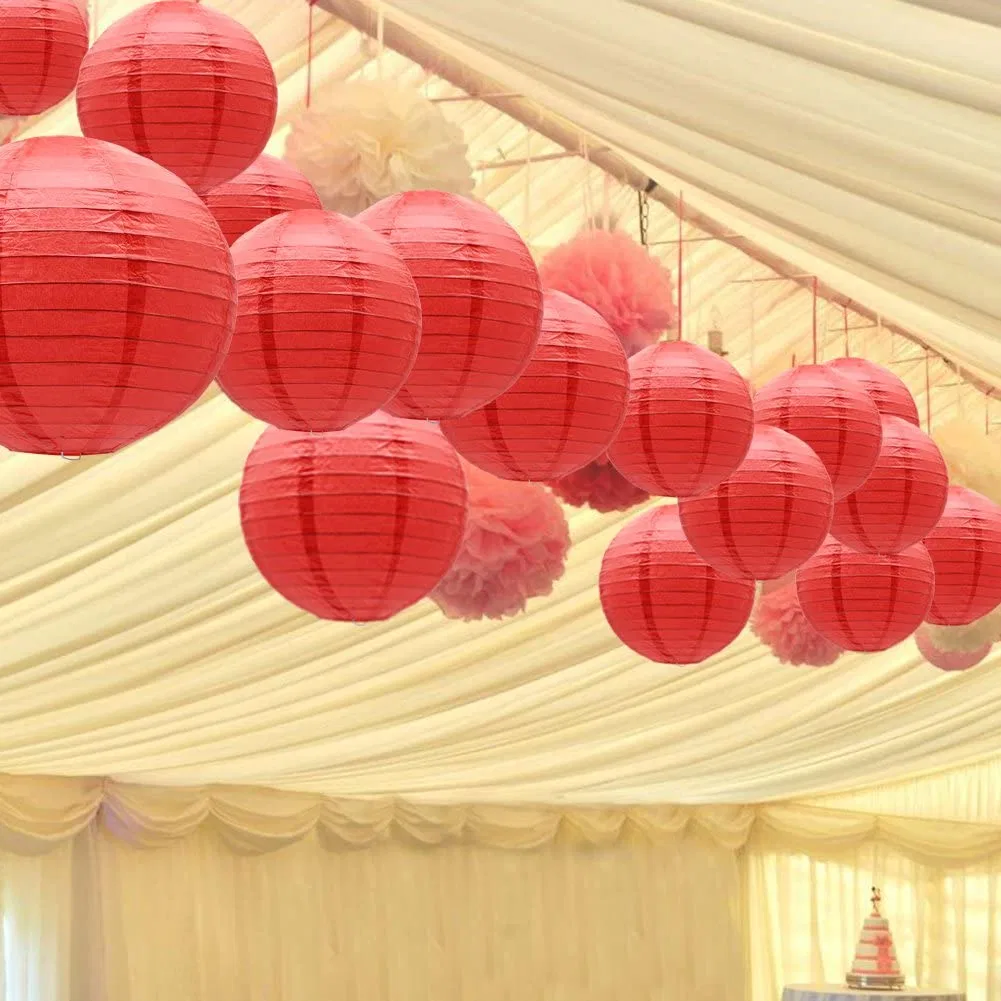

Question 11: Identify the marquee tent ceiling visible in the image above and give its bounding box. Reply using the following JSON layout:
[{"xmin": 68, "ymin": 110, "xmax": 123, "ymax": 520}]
[{"xmin": 1, "ymin": 0, "xmax": 1000, "ymax": 808}]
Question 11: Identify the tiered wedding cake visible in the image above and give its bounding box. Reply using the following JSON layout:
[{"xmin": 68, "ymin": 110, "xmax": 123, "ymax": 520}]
[{"xmin": 846, "ymin": 888, "xmax": 905, "ymax": 990}]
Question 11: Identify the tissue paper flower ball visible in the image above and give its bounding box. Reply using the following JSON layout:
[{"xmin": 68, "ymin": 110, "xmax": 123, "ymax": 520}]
[
  {"xmin": 915, "ymin": 627, "xmax": 990, "ymax": 672},
  {"xmin": 751, "ymin": 582, "xmax": 842, "ymax": 667},
  {"xmin": 431, "ymin": 462, "xmax": 571, "ymax": 621},
  {"xmin": 549, "ymin": 452, "xmax": 650, "ymax": 513},
  {"xmin": 284, "ymin": 81, "xmax": 475, "ymax": 215},
  {"xmin": 539, "ymin": 229, "xmax": 676, "ymax": 356}
]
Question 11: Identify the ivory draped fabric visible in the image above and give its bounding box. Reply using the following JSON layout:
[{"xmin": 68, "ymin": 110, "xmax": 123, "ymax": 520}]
[{"xmin": 359, "ymin": 0, "xmax": 1001, "ymax": 384}]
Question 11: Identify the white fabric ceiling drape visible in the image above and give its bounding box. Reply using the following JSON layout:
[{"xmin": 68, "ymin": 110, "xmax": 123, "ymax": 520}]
[{"xmin": 364, "ymin": 0, "xmax": 1001, "ymax": 383}]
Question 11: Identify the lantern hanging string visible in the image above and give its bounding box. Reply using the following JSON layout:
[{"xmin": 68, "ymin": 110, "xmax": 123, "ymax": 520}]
[
  {"xmin": 842, "ymin": 304, "xmax": 850, "ymax": 357},
  {"xmin": 376, "ymin": 0, "xmax": 385, "ymax": 80},
  {"xmin": 523, "ymin": 132, "xmax": 532, "ymax": 248},
  {"xmin": 811, "ymin": 275, "xmax": 818, "ymax": 363},
  {"xmin": 601, "ymin": 172, "xmax": 612, "ymax": 230},
  {"xmin": 305, "ymin": 0, "xmax": 316, "ymax": 108},
  {"xmin": 748, "ymin": 278, "xmax": 757, "ymax": 386},
  {"xmin": 676, "ymin": 192, "xmax": 685, "ymax": 341},
  {"xmin": 925, "ymin": 348, "xmax": 932, "ymax": 431}
]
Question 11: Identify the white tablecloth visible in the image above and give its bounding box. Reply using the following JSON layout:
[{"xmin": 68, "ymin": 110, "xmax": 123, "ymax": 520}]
[{"xmin": 784, "ymin": 985, "xmax": 965, "ymax": 1001}]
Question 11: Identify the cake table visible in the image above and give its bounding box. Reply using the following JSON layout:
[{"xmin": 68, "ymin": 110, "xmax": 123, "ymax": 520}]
[{"xmin": 783, "ymin": 986, "xmax": 965, "ymax": 1001}]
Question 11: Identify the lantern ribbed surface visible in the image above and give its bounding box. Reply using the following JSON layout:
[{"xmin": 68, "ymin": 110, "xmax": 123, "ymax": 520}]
[
  {"xmin": 440, "ymin": 290, "xmax": 629, "ymax": 481},
  {"xmin": 796, "ymin": 537, "xmax": 935, "ymax": 652},
  {"xmin": 607, "ymin": 341, "xmax": 754, "ymax": 497},
  {"xmin": 0, "ymin": 135, "xmax": 235, "ymax": 455},
  {"xmin": 678, "ymin": 425, "xmax": 833, "ymax": 581},
  {"xmin": 0, "ymin": 0, "xmax": 89, "ymax": 116},
  {"xmin": 357, "ymin": 191, "xmax": 543, "ymax": 420},
  {"xmin": 240, "ymin": 413, "xmax": 469, "ymax": 622},
  {"xmin": 217, "ymin": 209, "xmax": 421, "ymax": 433},
  {"xmin": 202, "ymin": 154, "xmax": 322, "ymax": 246},
  {"xmin": 923, "ymin": 486, "xmax": 1001, "ymax": 626},
  {"xmin": 755, "ymin": 364, "xmax": 883, "ymax": 500},
  {"xmin": 827, "ymin": 357, "xmax": 920, "ymax": 426},
  {"xmin": 832, "ymin": 416, "xmax": 948, "ymax": 554},
  {"xmin": 599, "ymin": 505, "xmax": 755, "ymax": 664},
  {"xmin": 76, "ymin": 0, "xmax": 278, "ymax": 193}
]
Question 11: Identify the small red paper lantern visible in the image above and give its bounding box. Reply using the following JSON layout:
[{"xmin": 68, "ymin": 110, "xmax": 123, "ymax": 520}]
[
  {"xmin": 240, "ymin": 412, "xmax": 469, "ymax": 622},
  {"xmin": 832, "ymin": 416, "xmax": 948, "ymax": 554},
  {"xmin": 607, "ymin": 341, "xmax": 754, "ymax": 497},
  {"xmin": 599, "ymin": 505, "xmax": 755, "ymax": 664},
  {"xmin": 0, "ymin": 0, "xmax": 89, "ymax": 116},
  {"xmin": 827, "ymin": 357, "xmax": 920, "ymax": 426},
  {"xmin": 923, "ymin": 486, "xmax": 1001, "ymax": 625},
  {"xmin": 217, "ymin": 209, "xmax": 421, "ymax": 433},
  {"xmin": 76, "ymin": 0, "xmax": 277, "ymax": 193},
  {"xmin": 357, "ymin": 191, "xmax": 543, "ymax": 420},
  {"xmin": 755, "ymin": 364, "xmax": 883, "ymax": 501},
  {"xmin": 797, "ymin": 537, "xmax": 935, "ymax": 651},
  {"xmin": 440, "ymin": 290, "xmax": 629, "ymax": 480},
  {"xmin": 202, "ymin": 155, "xmax": 322, "ymax": 246},
  {"xmin": 0, "ymin": 135, "xmax": 235, "ymax": 455},
  {"xmin": 678, "ymin": 425, "xmax": 833, "ymax": 580}
]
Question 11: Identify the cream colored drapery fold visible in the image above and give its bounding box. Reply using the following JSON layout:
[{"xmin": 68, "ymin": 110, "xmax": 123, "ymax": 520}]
[{"xmin": 357, "ymin": 0, "xmax": 1001, "ymax": 383}]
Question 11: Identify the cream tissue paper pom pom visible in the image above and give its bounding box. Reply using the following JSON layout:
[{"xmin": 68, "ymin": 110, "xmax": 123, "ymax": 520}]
[{"xmin": 284, "ymin": 81, "xmax": 475, "ymax": 215}]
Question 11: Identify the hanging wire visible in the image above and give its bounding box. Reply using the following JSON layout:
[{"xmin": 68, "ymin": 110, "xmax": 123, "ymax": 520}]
[
  {"xmin": 601, "ymin": 173, "xmax": 612, "ymax": 230},
  {"xmin": 676, "ymin": 192, "xmax": 685, "ymax": 340},
  {"xmin": 925, "ymin": 349, "xmax": 932, "ymax": 431},
  {"xmin": 842, "ymin": 304, "xmax": 850, "ymax": 357},
  {"xmin": 522, "ymin": 132, "xmax": 533, "ymax": 249},
  {"xmin": 637, "ymin": 188, "xmax": 650, "ymax": 245},
  {"xmin": 375, "ymin": 0, "xmax": 385, "ymax": 80},
  {"xmin": 811, "ymin": 276, "xmax": 818, "ymax": 363},
  {"xmin": 748, "ymin": 281, "xmax": 757, "ymax": 385},
  {"xmin": 305, "ymin": 0, "xmax": 316, "ymax": 108}
]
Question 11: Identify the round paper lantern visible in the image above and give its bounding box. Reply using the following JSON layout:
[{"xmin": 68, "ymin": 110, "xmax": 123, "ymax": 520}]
[
  {"xmin": 914, "ymin": 628, "xmax": 990, "ymax": 672},
  {"xmin": 240, "ymin": 413, "xmax": 469, "ymax": 622},
  {"xmin": 796, "ymin": 538, "xmax": 935, "ymax": 652},
  {"xmin": 831, "ymin": 416, "xmax": 948, "ymax": 554},
  {"xmin": 827, "ymin": 357, "xmax": 920, "ymax": 426},
  {"xmin": 755, "ymin": 364, "xmax": 882, "ymax": 500},
  {"xmin": 599, "ymin": 505, "xmax": 755, "ymax": 664},
  {"xmin": 678, "ymin": 425, "xmax": 833, "ymax": 580},
  {"xmin": 217, "ymin": 209, "xmax": 421, "ymax": 433},
  {"xmin": 76, "ymin": 0, "xmax": 278, "ymax": 193},
  {"xmin": 923, "ymin": 486, "xmax": 1001, "ymax": 625},
  {"xmin": 201, "ymin": 155, "xmax": 322, "ymax": 246},
  {"xmin": 0, "ymin": 0, "xmax": 89, "ymax": 116},
  {"xmin": 440, "ymin": 291, "xmax": 629, "ymax": 480},
  {"xmin": 0, "ymin": 135, "xmax": 235, "ymax": 455},
  {"xmin": 357, "ymin": 191, "xmax": 543, "ymax": 419},
  {"xmin": 607, "ymin": 341, "xmax": 754, "ymax": 497}
]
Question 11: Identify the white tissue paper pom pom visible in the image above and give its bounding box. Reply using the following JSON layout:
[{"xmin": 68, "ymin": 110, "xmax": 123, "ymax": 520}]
[{"xmin": 284, "ymin": 81, "xmax": 475, "ymax": 215}]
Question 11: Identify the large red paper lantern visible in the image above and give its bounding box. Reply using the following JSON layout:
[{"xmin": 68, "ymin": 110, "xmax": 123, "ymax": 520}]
[
  {"xmin": 0, "ymin": 135, "xmax": 235, "ymax": 455},
  {"xmin": 202, "ymin": 155, "xmax": 322, "ymax": 246},
  {"xmin": 923, "ymin": 486, "xmax": 1001, "ymax": 625},
  {"xmin": 76, "ymin": 0, "xmax": 278, "ymax": 193},
  {"xmin": 0, "ymin": 0, "xmax": 89, "ymax": 116},
  {"xmin": 599, "ymin": 505, "xmax": 755, "ymax": 664},
  {"xmin": 607, "ymin": 341, "xmax": 754, "ymax": 497},
  {"xmin": 796, "ymin": 537, "xmax": 935, "ymax": 651},
  {"xmin": 440, "ymin": 290, "xmax": 629, "ymax": 480},
  {"xmin": 832, "ymin": 416, "xmax": 948, "ymax": 554},
  {"xmin": 357, "ymin": 191, "xmax": 543, "ymax": 420},
  {"xmin": 217, "ymin": 209, "xmax": 421, "ymax": 433},
  {"xmin": 827, "ymin": 357, "xmax": 920, "ymax": 426},
  {"xmin": 678, "ymin": 425, "xmax": 833, "ymax": 580},
  {"xmin": 755, "ymin": 364, "xmax": 882, "ymax": 500},
  {"xmin": 240, "ymin": 412, "xmax": 469, "ymax": 622}
]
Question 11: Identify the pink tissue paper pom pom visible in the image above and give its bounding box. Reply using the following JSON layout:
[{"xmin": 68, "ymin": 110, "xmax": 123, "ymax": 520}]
[
  {"xmin": 539, "ymin": 229, "xmax": 676, "ymax": 357},
  {"xmin": 752, "ymin": 581, "xmax": 842, "ymax": 667},
  {"xmin": 915, "ymin": 627, "xmax": 991, "ymax": 672},
  {"xmin": 549, "ymin": 451, "xmax": 650, "ymax": 514},
  {"xmin": 431, "ymin": 462, "xmax": 571, "ymax": 621}
]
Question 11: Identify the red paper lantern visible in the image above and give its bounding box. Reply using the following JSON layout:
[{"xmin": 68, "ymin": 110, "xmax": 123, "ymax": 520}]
[
  {"xmin": 796, "ymin": 537, "xmax": 935, "ymax": 651},
  {"xmin": 202, "ymin": 155, "xmax": 322, "ymax": 246},
  {"xmin": 607, "ymin": 341, "xmax": 754, "ymax": 497},
  {"xmin": 831, "ymin": 416, "xmax": 948, "ymax": 554},
  {"xmin": 599, "ymin": 505, "xmax": 755, "ymax": 664},
  {"xmin": 217, "ymin": 209, "xmax": 421, "ymax": 433},
  {"xmin": 240, "ymin": 412, "xmax": 469, "ymax": 622},
  {"xmin": 76, "ymin": 0, "xmax": 278, "ymax": 193},
  {"xmin": 827, "ymin": 357, "xmax": 920, "ymax": 426},
  {"xmin": 0, "ymin": 0, "xmax": 89, "ymax": 116},
  {"xmin": 357, "ymin": 191, "xmax": 543, "ymax": 419},
  {"xmin": 0, "ymin": 135, "xmax": 235, "ymax": 455},
  {"xmin": 923, "ymin": 486, "xmax": 1001, "ymax": 625},
  {"xmin": 678, "ymin": 425, "xmax": 833, "ymax": 580},
  {"xmin": 440, "ymin": 290, "xmax": 629, "ymax": 480}
]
